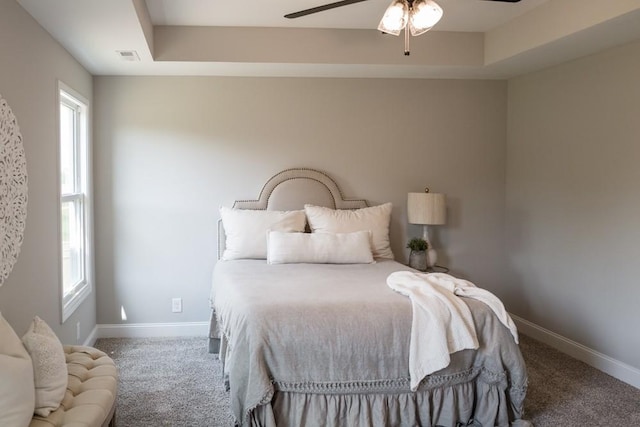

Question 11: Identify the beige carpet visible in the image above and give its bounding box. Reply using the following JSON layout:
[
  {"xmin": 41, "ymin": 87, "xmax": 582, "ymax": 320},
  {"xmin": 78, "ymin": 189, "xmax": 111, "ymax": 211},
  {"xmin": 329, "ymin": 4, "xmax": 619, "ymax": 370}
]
[
  {"xmin": 94, "ymin": 334, "xmax": 640, "ymax": 426},
  {"xmin": 518, "ymin": 334, "xmax": 640, "ymax": 426},
  {"xmin": 95, "ymin": 337, "xmax": 234, "ymax": 426}
]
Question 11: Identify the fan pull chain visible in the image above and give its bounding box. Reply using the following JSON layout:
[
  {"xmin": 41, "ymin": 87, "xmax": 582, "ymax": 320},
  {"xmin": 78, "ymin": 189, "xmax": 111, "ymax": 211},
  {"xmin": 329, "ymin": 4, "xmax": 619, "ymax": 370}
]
[{"xmin": 404, "ymin": 27, "xmax": 410, "ymax": 55}]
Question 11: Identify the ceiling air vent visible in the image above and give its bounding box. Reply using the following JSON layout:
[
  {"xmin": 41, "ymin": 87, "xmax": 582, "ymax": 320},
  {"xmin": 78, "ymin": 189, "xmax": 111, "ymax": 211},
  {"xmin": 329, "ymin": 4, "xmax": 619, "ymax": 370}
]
[{"xmin": 116, "ymin": 50, "xmax": 140, "ymax": 61}]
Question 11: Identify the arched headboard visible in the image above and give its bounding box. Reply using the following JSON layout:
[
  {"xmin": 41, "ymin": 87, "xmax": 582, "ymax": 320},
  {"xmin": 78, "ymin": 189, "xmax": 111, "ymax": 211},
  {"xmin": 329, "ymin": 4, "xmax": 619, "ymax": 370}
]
[{"xmin": 232, "ymin": 168, "xmax": 368, "ymax": 211}]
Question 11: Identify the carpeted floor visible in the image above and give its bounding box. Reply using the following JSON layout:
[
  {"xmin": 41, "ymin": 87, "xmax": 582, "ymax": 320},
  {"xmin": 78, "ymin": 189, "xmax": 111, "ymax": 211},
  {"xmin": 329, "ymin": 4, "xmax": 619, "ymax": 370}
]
[
  {"xmin": 94, "ymin": 334, "xmax": 640, "ymax": 427},
  {"xmin": 518, "ymin": 335, "xmax": 640, "ymax": 427},
  {"xmin": 95, "ymin": 337, "xmax": 234, "ymax": 426}
]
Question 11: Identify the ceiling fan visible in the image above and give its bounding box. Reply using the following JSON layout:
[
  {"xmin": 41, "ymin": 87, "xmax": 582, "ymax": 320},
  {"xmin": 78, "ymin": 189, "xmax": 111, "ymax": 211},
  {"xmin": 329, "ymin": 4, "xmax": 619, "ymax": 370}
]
[
  {"xmin": 285, "ymin": 0, "xmax": 522, "ymax": 55},
  {"xmin": 285, "ymin": 0, "xmax": 521, "ymax": 20}
]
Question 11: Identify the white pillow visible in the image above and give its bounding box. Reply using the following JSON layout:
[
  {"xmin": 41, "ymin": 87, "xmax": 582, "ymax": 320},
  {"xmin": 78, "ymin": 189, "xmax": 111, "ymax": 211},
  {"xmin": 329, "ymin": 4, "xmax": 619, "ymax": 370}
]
[
  {"xmin": 220, "ymin": 207, "xmax": 307, "ymax": 260},
  {"xmin": 304, "ymin": 203, "xmax": 394, "ymax": 259},
  {"xmin": 267, "ymin": 231, "xmax": 374, "ymax": 264},
  {"xmin": 22, "ymin": 316, "xmax": 67, "ymax": 417},
  {"xmin": 0, "ymin": 311, "xmax": 35, "ymax": 427}
]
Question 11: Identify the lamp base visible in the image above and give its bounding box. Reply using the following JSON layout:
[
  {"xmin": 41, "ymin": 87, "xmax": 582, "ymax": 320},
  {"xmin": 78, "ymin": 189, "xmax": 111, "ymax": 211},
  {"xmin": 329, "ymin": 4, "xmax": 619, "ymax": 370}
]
[
  {"xmin": 422, "ymin": 225, "xmax": 438, "ymax": 268},
  {"xmin": 427, "ymin": 248, "xmax": 437, "ymax": 268}
]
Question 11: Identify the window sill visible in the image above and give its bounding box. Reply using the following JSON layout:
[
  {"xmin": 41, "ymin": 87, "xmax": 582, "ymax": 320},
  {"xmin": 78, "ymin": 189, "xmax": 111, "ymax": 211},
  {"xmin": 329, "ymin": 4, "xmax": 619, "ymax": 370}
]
[{"xmin": 62, "ymin": 282, "xmax": 92, "ymax": 323}]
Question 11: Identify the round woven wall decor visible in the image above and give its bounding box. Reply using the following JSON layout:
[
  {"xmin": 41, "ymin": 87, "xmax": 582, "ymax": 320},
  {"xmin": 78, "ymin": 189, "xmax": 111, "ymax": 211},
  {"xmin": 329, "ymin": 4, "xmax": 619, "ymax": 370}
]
[{"xmin": 0, "ymin": 93, "xmax": 28, "ymax": 286}]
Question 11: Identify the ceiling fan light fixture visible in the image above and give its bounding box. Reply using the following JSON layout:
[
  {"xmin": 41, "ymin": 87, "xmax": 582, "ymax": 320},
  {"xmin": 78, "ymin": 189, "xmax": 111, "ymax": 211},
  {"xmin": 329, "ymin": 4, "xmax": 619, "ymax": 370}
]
[
  {"xmin": 409, "ymin": 0, "xmax": 443, "ymax": 36},
  {"xmin": 377, "ymin": 0, "xmax": 409, "ymax": 36}
]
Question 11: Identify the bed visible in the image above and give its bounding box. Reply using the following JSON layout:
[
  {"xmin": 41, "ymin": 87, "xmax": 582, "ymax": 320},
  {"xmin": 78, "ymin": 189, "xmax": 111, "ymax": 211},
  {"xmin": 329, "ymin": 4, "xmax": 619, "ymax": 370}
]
[{"xmin": 209, "ymin": 168, "xmax": 531, "ymax": 427}]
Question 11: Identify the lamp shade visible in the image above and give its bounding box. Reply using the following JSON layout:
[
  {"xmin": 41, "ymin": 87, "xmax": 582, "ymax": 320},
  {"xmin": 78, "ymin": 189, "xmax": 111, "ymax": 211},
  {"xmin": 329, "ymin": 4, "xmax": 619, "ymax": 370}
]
[
  {"xmin": 409, "ymin": 0, "xmax": 443, "ymax": 36},
  {"xmin": 377, "ymin": 0, "xmax": 409, "ymax": 36},
  {"xmin": 407, "ymin": 191, "xmax": 446, "ymax": 225},
  {"xmin": 378, "ymin": 0, "xmax": 443, "ymax": 36}
]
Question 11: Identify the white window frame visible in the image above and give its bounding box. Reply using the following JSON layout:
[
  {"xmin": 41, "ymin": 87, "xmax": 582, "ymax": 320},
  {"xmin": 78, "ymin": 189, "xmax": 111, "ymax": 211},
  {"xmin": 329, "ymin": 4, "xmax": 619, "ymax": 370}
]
[{"xmin": 58, "ymin": 81, "xmax": 93, "ymax": 322}]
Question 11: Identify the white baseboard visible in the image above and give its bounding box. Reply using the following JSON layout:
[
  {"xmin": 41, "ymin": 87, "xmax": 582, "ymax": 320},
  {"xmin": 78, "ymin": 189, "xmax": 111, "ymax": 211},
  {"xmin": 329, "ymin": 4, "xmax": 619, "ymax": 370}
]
[
  {"xmin": 511, "ymin": 314, "xmax": 640, "ymax": 389},
  {"xmin": 87, "ymin": 317, "xmax": 640, "ymax": 390},
  {"xmin": 83, "ymin": 325, "xmax": 99, "ymax": 347},
  {"xmin": 94, "ymin": 321, "xmax": 210, "ymax": 340}
]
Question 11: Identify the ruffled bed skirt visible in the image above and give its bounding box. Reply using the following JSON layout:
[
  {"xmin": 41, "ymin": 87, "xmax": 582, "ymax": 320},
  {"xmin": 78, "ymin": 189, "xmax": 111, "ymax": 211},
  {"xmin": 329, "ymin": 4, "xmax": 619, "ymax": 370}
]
[{"xmin": 248, "ymin": 379, "xmax": 532, "ymax": 427}]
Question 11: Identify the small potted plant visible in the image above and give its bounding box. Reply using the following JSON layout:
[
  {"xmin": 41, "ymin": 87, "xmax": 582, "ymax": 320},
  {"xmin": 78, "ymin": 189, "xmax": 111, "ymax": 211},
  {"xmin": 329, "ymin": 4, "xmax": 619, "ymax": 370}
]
[{"xmin": 407, "ymin": 237, "xmax": 428, "ymax": 271}]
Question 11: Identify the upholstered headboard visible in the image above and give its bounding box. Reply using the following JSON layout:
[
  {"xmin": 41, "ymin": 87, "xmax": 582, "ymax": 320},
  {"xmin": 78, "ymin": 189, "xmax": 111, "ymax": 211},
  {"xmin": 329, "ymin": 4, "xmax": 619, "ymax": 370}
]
[
  {"xmin": 218, "ymin": 168, "xmax": 369, "ymax": 259},
  {"xmin": 233, "ymin": 168, "xmax": 368, "ymax": 211}
]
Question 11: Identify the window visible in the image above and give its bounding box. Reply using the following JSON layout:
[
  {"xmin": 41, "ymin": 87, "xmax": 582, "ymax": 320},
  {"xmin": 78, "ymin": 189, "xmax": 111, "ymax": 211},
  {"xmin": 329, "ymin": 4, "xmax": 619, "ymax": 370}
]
[{"xmin": 59, "ymin": 82, "xmax": 92, "ymax": 322}]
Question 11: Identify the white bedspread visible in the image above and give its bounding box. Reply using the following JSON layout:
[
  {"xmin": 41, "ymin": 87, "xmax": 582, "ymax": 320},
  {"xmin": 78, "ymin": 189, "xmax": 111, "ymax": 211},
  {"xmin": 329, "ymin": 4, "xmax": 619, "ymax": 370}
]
[{"xmin": 387, "ymin": 271, "xmax": 519, "ymax": 391}]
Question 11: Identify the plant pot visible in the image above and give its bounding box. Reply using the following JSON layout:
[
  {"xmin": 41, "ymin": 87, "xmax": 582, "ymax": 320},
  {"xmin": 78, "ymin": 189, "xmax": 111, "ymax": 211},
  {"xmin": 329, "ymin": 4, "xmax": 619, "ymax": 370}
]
[{"xmin": 409, "ymin": 250, "xmax": 427, "ymax": 271}]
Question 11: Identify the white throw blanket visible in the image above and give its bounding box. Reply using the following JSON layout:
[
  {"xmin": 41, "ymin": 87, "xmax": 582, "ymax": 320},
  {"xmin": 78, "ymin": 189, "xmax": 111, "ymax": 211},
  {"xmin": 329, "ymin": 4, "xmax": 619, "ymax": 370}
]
[{"xmin": 387, "ymin": 271, "xmax": 519, "ymax": 391}]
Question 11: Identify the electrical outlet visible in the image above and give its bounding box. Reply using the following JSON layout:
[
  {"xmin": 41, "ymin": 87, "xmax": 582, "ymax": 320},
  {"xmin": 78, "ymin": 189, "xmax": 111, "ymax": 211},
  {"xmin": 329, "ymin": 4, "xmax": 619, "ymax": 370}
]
[
  {"xmin": 76, "ymin": 322, "xmax": 81, "ymax": 343},
  {"xmin": 172, "ymin": 298, "xmax": 182, "ymax": 313}
]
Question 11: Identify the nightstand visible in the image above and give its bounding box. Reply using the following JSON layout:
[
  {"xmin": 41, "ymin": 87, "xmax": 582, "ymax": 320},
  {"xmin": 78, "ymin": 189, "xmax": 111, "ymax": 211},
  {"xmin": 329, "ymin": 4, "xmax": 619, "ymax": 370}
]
[
  {"xmin": 407, "ymin": 264, "xmax": 450, "ymax": 273},
  {"xmin": 425, "ymin": 265, "xmax": 449, "ymax": 273}
]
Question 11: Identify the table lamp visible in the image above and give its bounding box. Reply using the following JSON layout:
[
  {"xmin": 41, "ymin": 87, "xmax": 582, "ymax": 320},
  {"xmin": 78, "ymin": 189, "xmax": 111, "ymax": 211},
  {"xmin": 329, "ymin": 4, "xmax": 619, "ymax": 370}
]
[{"xmin": 407, "ymin": 188, "xmax": 446, "ymax": 267}]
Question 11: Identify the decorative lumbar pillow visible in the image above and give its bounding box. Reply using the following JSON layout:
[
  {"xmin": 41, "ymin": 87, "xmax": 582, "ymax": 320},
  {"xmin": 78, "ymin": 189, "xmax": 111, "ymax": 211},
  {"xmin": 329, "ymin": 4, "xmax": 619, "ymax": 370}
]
[
  {"xmin": 267, "ymin": 230, "xmax": 374, "ymax": 265},
  {"xmin": 0, "ymin": 311, "xmax": 36, "ymax": 427},
  {"xmin": 21, "ymin": 316, "xmax": 68, "ymax": 417},
  {"xmin": 220, "ymin": 207, "xmax": 307, "ymax": 260},
  {"xmin": 304, "ymin": 203, "xmax": 394, "ymax": 259}
]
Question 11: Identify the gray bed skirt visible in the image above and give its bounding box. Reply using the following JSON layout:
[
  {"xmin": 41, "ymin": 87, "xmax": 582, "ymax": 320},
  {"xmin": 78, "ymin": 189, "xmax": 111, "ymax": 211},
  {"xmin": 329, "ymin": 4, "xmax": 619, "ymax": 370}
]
[{"xmin": 248, "ymin": 370, "xmax": 531, "ymax": 427}]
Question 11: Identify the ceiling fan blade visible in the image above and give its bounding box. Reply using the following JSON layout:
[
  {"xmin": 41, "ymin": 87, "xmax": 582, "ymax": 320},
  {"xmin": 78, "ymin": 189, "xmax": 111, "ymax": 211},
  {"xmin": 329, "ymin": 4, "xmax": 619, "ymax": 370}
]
[{"xmin": 285, "ymin": 0, "xmax": 370, "ymax": 19}]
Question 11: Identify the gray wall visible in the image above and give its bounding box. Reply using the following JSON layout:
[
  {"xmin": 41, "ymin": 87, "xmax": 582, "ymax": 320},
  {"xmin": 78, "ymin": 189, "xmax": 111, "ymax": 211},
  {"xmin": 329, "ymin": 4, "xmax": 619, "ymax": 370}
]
[
  {"xmin": 3, "ymin": 0, "xmax": 639, "ymax": 380},
  {"xmin": 0, "ymin": 1, "xmax": 95, "ymax": 344},
  {"xmin": 93, "ymin": 76, "xmax": 508, "ymax": 324},
  {"xmin": 506, "ymin": 39, "xmax": 640, "ymax": 369}
]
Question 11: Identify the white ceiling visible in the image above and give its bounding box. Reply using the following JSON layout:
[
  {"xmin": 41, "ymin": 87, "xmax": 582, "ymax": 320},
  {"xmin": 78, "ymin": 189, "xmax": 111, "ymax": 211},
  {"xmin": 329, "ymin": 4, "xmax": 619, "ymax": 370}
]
[
  {"xmin": 145, "ymin": 0, "xmax": 547, "ymax": 32},
  {"xmin": 16, "ymin": 0, "xmax": 640, "ymax": 79}
]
